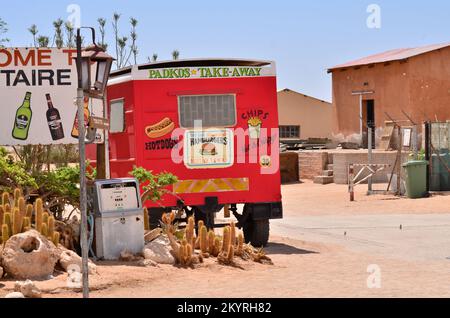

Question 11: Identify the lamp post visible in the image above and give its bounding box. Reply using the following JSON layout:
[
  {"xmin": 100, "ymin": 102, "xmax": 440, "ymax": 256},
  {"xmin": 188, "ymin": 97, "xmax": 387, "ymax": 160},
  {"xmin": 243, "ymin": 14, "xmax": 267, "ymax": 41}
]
[{"xmin": 75, "ymin": 27, "xmax": 114, "ymax": 298}]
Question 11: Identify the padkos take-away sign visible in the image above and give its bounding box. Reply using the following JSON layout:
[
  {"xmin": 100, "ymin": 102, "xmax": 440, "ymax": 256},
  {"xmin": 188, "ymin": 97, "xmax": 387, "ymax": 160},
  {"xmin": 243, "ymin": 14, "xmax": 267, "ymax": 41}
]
[{"xmin": 0, "ymin": 48, "xmax": 103, "ymax": 146}]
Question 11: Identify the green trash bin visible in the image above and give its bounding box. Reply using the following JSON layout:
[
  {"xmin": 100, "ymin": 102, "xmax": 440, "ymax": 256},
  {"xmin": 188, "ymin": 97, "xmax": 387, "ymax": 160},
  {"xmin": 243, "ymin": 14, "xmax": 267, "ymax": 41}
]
[{"xmin": 402, "ymin": 160, "xmax": 428, "ymax": 199}]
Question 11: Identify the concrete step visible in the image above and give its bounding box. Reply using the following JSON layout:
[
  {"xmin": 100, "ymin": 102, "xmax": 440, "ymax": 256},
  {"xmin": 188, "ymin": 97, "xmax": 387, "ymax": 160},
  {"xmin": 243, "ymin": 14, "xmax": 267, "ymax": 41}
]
[
  {"xmin": 323, "ymin": 170, "xmax": 334, "ymax": 177},
  {"xmin": 313, "ymin": 176, "xmax": 334, "ymax": 185},
  {"xmin": 327, "ymin": 164, "xmax": 334, "ymax": 171}
]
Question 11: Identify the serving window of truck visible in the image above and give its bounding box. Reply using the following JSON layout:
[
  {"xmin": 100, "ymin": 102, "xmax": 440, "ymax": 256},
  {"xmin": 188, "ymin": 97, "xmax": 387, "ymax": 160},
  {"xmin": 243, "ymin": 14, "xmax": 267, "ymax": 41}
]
[{"xmin": 89, "ymin": 59, "xmax": 283, "ymax": 246}]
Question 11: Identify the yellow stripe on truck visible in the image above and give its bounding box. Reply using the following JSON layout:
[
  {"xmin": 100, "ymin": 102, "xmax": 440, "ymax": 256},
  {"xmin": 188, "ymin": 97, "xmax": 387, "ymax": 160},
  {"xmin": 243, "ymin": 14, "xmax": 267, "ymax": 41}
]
[{"xmin": 173, "ymin": 178, "xmax": 249, "ymax": 194}]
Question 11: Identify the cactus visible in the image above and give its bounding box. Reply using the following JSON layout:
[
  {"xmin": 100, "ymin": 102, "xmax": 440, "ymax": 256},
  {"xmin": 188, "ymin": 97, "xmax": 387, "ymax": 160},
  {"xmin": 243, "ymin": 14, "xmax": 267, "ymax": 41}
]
[
  {"xmin": 4, "ymin": 203, "xmax": 11, "ymax": 213},
  {"xmin": 18, "ymin": 197, "xmax": 26, "ymax": 216},
  {"xmin": 237, "ymin": 232, "xmax": 244, "ymax": 256},
  {"xmin": 143, "ymin": 208, "xmax": 150, "ymax": 231},
  {"xmin": 41, "ymin": 223, "xmax": 48, "ymax": 237},
  {"xmin": 3, "ymin": 212, "xmax": 12, "ymax": 236},
  {"xmin": 185, "ymin": 216, "xmax": 195, "ymax": 247},
  {"xmin": 12, "ymin": 208, "xmax": 23, "ymax": 235},
  {"xmin": 22, "ymin": 217, "xmax": 31, "ymax": 232},
  {"xmin": 42, "ymin": 212, "xmax": 49, "ymax": 225},
  {"xmin": 227, "ymin": 245, "xmax": 235, "ymax": 262},
  {"xmin": 199, "ymin": 225, "xmax": 208, "ymax": 254},
  {"xmin": 48, "ymin": 215, "xmax": 55, "ymax": 238},
  {"xmin": 178, "ymin": 239, "xmax": 187, "ymax": 265},
  {"xmin": 207, "ymin": 230, "xmax": 215, "ymax": 254},
  {"xmin": 13, "ymin": 188, "xmax": 21, "ymax": 208},
  {"xmin": 2, "ymin": 192, "xmax": 9, "ymax": 207},
  {"xmin": 2, "ymin": 224, "xmax": 9, "ymax": 243},
  {"xmin": 26, "ymin": 204, "xmax": 33, "ymax": 219},
  {"xmin": 197, "ymin": 220, "xmax": 204, "ymax": 230},
  {"xmin": 52, "ymin": 232, "xmax": 60, "ymax": 246},
  {"xmin": 230, "ymin": 222, "xmax": 236, "ymax": 247},
  {"xmin": 222, "ymin": 226, "xmax": 231, "ymax": 253},
  {"xmin": 213, "ymin": 237, "xmax": 221, "ymax": 257},
  {"xmin": 0, "ymin": 205, "xmax": 4, "ymax": 228},
  {"xmin": 35, "ymin": 198, "xmax": 43, "ymax": 232}
]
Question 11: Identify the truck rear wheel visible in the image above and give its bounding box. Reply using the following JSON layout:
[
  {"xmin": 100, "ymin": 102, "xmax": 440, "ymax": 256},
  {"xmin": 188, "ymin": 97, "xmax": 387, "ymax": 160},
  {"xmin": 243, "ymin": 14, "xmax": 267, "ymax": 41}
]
[{"xmin": 243, "ymin": 218, "xmax": 270, "ymax": 247}]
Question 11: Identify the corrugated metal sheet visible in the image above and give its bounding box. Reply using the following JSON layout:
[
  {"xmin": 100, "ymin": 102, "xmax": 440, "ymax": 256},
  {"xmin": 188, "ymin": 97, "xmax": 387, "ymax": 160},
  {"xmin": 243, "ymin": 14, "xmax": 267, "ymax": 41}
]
[{"xmin": 328, "ymin": 42, "xmax": 450, "ymax": 73}]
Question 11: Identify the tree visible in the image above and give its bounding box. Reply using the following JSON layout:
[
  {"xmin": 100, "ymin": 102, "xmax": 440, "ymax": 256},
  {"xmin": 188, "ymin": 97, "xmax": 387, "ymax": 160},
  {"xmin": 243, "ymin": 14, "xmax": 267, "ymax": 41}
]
[
  {"xmin": 0, "ymin": 18, "xmax": 9, "ymax": 47},
  {"xmin": 37, "ymin": 35, "xmax": 50, "ymax": 47},
  {"xmin": 128, "ymin": 17, "xmax": 138, "ymax": 65},
  {"xmin": 172, "ymin": 50, "xmax": 180, "ymax": 60},
  {"xmin": 97, "ymin": 18, "xmax": 108, "ymax": 50},
  {"xmin": 28, "ymin": 24, "xmax": 38, "ymax": 47},
  {"xmin": 64, "ymin": 21, "xmax": 75, "ymax": 48},
  {"xmin": 53, "ymin": 19, "xmax": 64, "ymax": 49},
  {"xmin": 112, "ymin": 12, "xmax": 121, "ymax": 68}
]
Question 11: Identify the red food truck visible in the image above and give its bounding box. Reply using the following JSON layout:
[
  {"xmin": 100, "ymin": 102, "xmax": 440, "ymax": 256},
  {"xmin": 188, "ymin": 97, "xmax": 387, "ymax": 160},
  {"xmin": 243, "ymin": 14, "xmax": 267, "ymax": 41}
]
[{"xmin": 89, "ymin": 59, "xmax": 282, "ymax": 246}]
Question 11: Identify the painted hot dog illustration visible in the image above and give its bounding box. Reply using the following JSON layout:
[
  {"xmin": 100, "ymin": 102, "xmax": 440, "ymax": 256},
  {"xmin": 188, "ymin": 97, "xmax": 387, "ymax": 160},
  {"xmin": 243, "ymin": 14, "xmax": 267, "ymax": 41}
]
[{"xmin": 145, "ymin": 117, "xmax": 175, "ymax": 139}]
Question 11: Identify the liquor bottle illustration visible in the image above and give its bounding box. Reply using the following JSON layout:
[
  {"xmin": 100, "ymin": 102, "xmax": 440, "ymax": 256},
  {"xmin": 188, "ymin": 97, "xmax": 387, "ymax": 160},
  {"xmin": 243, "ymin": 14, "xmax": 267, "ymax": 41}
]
[
  {"xmin": 12, "ymin": 92, "xmax": 32, "ymax": 140},
  {"xmin": 46, "ymin": 94, "xmax": 65, "ymax": 141},
  {"xmin": 71, "ymin": 96, "xmax": 90, "ymax": 139}
]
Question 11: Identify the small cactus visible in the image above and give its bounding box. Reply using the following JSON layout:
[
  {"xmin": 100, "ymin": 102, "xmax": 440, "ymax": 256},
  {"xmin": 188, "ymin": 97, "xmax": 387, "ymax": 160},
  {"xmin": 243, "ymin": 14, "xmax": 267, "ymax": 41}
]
[
  {"xmin": 213, "ymin": 237, "xmax": 221, "ymax": 257},
  {"xmin": 22, "ymin": 217, "xmax": 31, "ymax": 232},
  {"xmin": 207, "ymin": 230, "xmax": 215, "ymax": 254},
  {"xmin": 199, "ymin": 225, "xmax": 208, "ymax": 254},
  {"xmin": 227, "ymin": 245, "xmax": 235, "ymax": 262},
  {"xmin": 0, "ymin": 205, "xmax": 4, "ymax": 227},
  {"xmin": 178, "ymin": 239, "xmax": 186, "ymax": 264},
  {"xmin": 4, "ymin": 203, "xmax": 11, "ymax": 213},
  {"xmin": 2, "ymin": 224, "xmax": 9, "ymax": 243},
  {"xmin": 18, "ymin": 197, "xmax": 26, "ymax": 216},
  {"xmin": 230, "ymin": 222, "xmax": 236, "ymax": 247},
  {"xmin": 48, "ymin": 215, "xmax": 55, "ymax": 238},
  {"xmin": 2, "ymin": 192, "xmax": 9, "ymax": 207},
  {"xmin": 237, "ymin": 232, "xmax": 244, "ymax": 256},
  {"xmin": 143, "ymin": 208, "xmax": 150, "ymax": 231},
  {"xmin": 26, "ymin": 204, "xmax": 33, "ymax": 219},
  {"xmin": 41, "ymin": 222, "xmax": 48, "ymax": 237},
  {"xmin": 222, "ymin": 226, "xmax": 231, "ymax": 253},
  {"xmin": 52, "ymin": 232, "xmax": 60, "ymax": 246},
  {"xmin": 35, "ymin": 198, "xmax": 43, "ymax": 232},
  {"xmin": 42, "ymin": 212, "xmax": 49, "ymax": 225},
  {"xmin": 3, "ymin": 212, "xmax": 12, "ymax": 235}
]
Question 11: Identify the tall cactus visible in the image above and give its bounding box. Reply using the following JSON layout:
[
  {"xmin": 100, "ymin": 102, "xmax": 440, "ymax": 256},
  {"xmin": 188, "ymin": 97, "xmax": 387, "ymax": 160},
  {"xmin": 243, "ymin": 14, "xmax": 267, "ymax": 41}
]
[
  {"xmin": 185, "ymin": 216, "xmax": 195, "ymax": 247},
  {"xmin": 227, "ymin": 245, "xmax": 235, "ymax": 262},
  {"xmin": 213, "ymin": 237, "xmax": 221, "ymax": 257},
  {"xmin": 222, "ymin": 226, "xmax": 231, "ymax": 253},
  {"xmin": 35, "ymin": 198, "xmax": 43, "ymax": 232},
  {"xmin": 12, "ymin": 207, "xmax": 23, "ymax": 235},
  {"xmin": 4, "ymin": 203, "xmax": 11, "ymax": 213},
  {"xmin": 42, "ymin": 212, "xmax": 49, "ymax": 225},
  {"xmin": 52, "ymin": 232, "xmax": 60, "ymax": 246},
  {"xmin": 22, "ymin": 217, "xmax": 31, "ymax": 232},
  {"xmin": 41, "ymin": 223, "xmax": 48, "ymax": 237},
  {"xmin": 18, "ymin": 197, "xmax": 26, "ymax": 216},
  {"xmin": 13, "ymin": 188, "xmax": 21, "ymax": 208},
  {"xmin": 48, "ymin": 215, "xmax": 55, "ymax": 239}
]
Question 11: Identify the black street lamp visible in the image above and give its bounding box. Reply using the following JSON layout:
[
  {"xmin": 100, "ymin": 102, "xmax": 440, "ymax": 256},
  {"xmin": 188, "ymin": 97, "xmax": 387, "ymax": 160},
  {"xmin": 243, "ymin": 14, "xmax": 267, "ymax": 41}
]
[{"xmin": 74, "ymin": 27, "xmax": 114, "ymax": 298}]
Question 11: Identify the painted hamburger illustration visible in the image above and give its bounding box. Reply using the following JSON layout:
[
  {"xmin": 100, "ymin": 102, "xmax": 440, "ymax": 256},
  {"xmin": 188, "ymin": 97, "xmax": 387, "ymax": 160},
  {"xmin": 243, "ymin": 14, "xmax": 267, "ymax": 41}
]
[
  {"xmin": 248, "ymin": 117, "xmax": 262, "ymax": 139},
  {"xmin": 201, "ymin": 143, "xmax": 217, "ymax": 156},
  {"xmin": 145, "ymin": 117, "xmax": 175, "ymax": 139}
]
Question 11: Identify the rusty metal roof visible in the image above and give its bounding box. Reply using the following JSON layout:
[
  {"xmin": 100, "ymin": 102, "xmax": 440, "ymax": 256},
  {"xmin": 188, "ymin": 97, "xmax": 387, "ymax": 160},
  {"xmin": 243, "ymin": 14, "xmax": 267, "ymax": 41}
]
[{"xmin": 327, "ymin": 42, "xmax": 450, "ymax": 73}]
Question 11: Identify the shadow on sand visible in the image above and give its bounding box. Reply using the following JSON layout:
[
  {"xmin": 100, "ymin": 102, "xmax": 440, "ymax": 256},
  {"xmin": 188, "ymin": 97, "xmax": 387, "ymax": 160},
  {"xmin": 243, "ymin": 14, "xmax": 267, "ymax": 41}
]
[{"xmin": 264, "ymin": 242, "xmax": 319, "ymax": 256}]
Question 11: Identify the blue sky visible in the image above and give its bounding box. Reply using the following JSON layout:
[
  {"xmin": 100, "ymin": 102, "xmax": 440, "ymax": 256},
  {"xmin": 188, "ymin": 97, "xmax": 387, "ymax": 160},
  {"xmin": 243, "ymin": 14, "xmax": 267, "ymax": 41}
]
[{"xmin": 1, "ymin": 0, "xmax": 449, "ymax": 101}]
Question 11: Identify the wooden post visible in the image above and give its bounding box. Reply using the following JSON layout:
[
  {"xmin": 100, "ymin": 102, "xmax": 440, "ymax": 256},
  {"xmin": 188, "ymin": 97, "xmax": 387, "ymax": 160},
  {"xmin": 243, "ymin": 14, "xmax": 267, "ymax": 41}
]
[
  {"xmin": 96, "ymin": 143, "xmax": 106, "ymax": 180},
  {"xmin": 397, "ymin": 126, "xmax": 402, "ymax": 195},
  {"xmin": 349, "ymin": 164, "xmax": 355, "ymax": 202}
]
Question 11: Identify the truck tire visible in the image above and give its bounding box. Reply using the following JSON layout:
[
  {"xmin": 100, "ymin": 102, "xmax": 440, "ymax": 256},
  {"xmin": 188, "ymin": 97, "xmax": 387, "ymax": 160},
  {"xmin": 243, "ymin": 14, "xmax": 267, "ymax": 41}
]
[{"xmin": 243, "ymin": 219, "xmax": 270, "ymax": 247}]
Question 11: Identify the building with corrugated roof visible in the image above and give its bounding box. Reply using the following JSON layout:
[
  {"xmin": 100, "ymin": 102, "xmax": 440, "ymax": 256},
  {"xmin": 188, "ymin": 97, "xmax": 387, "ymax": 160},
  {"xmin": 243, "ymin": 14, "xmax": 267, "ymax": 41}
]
[
  {"xmin": 277, "ymin": 88, "xmax": 332, "ymax": 141},
  {"xmin": 327, "ymin": 42, "xmax": 450, "ymax": 146}
]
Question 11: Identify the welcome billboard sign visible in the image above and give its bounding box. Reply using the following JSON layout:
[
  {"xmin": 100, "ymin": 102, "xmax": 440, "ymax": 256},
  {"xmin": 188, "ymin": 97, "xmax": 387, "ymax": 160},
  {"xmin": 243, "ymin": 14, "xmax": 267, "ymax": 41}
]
[{"xmin": 0, "ymin": 48, "xmax": 103, "ymax": 145}]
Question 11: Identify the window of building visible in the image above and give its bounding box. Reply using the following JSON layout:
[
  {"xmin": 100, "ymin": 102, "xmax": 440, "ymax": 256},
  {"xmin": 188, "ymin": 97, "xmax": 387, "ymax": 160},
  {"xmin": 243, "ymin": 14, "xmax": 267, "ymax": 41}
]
[
  {"xmin": 178, "ymin": 95, "xmax": 236, "ymax": 128},
  {"xmin": 110, "ymin": 98, "xmax": 125, "ymax": 133},
  {"xmin": 280, "ymin": 125, "xmax": 300, "ymax": 139}
]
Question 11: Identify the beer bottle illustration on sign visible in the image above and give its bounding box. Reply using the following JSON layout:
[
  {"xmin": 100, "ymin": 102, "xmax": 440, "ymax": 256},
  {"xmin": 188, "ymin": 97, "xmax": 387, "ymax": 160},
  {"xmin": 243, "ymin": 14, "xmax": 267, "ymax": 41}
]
[
  {"xmin": 71, "ymin": 96, "xmax": 90, "ymax": 139},
  {"xmin": 46, "ymin": 94, "xmax": 65, "ymax": 141},
  {"xmin": 12, "ymin": 92, "xmax": 32, "ymax": 140}
]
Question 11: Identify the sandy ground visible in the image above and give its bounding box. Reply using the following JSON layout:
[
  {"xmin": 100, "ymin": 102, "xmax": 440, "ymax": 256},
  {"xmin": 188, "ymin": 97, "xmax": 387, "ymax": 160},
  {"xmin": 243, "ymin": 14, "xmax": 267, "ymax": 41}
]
[{"xmin": 2, "ymin": 181, "xmax": 450, "ymax": 298}]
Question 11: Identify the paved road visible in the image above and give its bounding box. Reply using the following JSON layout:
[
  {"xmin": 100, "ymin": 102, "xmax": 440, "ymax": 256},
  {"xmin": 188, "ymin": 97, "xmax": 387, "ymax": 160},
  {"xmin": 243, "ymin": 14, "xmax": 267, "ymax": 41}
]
[{"xmin": 271, "ymin": 214, "xmax": 450, "ymax": 262}]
